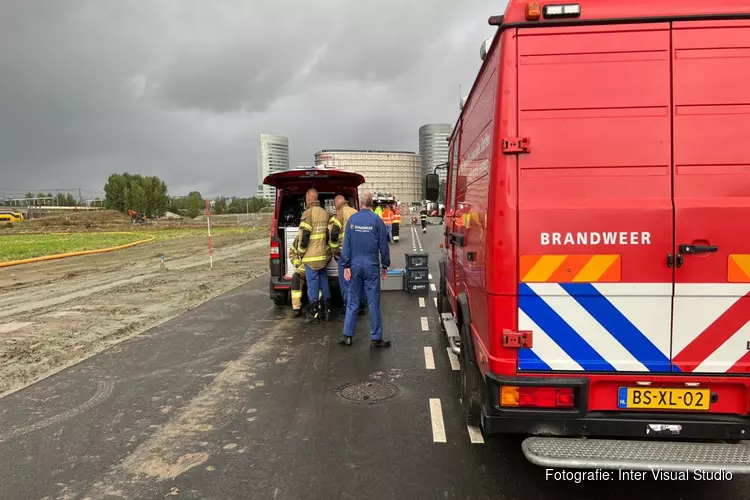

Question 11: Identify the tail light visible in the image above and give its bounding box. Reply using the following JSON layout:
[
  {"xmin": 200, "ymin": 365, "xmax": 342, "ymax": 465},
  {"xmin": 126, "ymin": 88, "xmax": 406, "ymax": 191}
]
[
  {"xmin": 270, "ymin": 238, "xmax": 280, "ymax": 259},
  {"xmin": 500, "ymin": 386, "xmax": 575, "ymax": 409}
]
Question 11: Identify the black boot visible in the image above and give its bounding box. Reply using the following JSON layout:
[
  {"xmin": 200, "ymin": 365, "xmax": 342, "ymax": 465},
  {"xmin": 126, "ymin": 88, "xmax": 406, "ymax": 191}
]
[
  {"xmin": 338, "ymin": 303, "xmax": 347, "ymax": 322},
  {"xmin": 370, "ymin": 339, "xmax": 391, "ymax": 348},
  {"xmin": 322, "ymin": 300, "xmax": 331, "ymax": 322},
  {"xmin": 292, "ymin": 308, "xmax": 302, "ymax": 318},
  {"xmin": 338, "ymin": 335, "xmax": 352, "ymax": 346},
  {"xmin": 305, "ymin": 301, "xmax": 320, "ymax": 324}
]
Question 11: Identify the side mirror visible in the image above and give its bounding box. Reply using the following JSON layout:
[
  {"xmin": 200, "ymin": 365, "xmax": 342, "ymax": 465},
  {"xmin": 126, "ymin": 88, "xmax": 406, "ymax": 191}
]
[{"xmin": 425, "ymin": 174, "xmax": 440, "ymax": 202}]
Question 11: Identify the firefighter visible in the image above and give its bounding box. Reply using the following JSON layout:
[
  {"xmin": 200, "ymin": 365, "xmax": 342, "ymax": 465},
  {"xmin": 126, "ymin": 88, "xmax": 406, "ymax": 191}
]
[
  {"xmin": 420, "ymin": 208, "xmax": 428, "ymax": 233},
  {"xmin": 288, "ymin": 234, "xmax": 308, "ymax": 318},
  {"xmin": 382, "ymin": 204, "xmax": 394, "ymax": 242},
  {"xmin": 328, "ymin": 194, "xmax": 364, "ymax": 321},
  {"xmin": 298, "ymin": 189, "xmax": 332, "ymax": 323},
  {"xmin": 392, "ymin": 206, "xmax": 401, "ymax": 242},
  {"xmin": 338, "ymin": 191, "xmax": 391, "ymax": 348}
]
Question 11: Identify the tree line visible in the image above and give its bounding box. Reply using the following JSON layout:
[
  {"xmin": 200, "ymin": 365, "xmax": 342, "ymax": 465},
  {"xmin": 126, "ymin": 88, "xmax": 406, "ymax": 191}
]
[{"xmin": 103, "ymin": 173, "xmax": 268, "ymax": 219}]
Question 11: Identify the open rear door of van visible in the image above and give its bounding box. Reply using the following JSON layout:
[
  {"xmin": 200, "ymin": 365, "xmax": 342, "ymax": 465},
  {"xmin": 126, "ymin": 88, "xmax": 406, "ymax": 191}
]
[
  {"xmin": 515, "ymin": 24, "xmax": 674, "ymax": 374},
  {"xmin": 670, "ymin": 20, "xmax": 750, "ymax": 374}
]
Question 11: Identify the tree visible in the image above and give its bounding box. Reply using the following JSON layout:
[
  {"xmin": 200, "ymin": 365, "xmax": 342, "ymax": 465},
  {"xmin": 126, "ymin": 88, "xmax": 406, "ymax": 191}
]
[
  {"xmin": 104, "ymin": 173, "xmax": 169, "ymax": 217},
  {"xmin": 185, "ymin": 191, "xmax": 204, "ymax": 218}
]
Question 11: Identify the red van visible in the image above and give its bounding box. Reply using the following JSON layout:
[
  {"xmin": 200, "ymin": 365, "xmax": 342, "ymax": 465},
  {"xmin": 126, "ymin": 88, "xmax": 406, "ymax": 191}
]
[
  {"xmin": 427, "ymin": 0, "xmax": 750, "ymax": 472},
  {"xmin": 264, "ymin": 167, "xmax": 364, "ymax": 306}
]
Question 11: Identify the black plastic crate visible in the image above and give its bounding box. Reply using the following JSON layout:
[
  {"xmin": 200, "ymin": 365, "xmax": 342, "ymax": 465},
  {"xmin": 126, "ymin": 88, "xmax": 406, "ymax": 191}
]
[
  {"xmin": 403, "ymin": 275, "xmax": 430, "ymax": 296},
  {"xmin": 404, "ymin": 267, "xmax": 429, "ymax": 282},
  {"xmin": 405, "ymin": 252, "xmax": 428, "ymax": 269}
]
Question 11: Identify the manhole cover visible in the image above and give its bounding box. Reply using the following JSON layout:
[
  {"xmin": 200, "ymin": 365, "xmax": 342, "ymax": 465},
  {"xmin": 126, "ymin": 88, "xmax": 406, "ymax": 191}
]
[{"xmin": 336, "ymin": 381, "xmax": 402, "ymax": 404}]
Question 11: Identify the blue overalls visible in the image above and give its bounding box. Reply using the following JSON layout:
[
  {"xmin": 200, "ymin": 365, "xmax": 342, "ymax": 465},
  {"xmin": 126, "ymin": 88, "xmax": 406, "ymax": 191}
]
[{"xmin": 341, "ymin": 209, "xmax": 391, "ymax": 340}]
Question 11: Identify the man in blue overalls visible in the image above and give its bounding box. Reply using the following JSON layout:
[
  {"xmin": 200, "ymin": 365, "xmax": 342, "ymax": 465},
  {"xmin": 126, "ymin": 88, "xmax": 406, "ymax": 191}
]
[{"xmin": 338, "ymin": 191, "xmax": 391, "ymax": 347}]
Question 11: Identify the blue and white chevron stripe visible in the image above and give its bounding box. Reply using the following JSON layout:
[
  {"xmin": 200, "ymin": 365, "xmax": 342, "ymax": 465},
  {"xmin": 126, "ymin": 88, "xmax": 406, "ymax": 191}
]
[{"xmin": 517, "ymin": 283, "xmax": 673, "ymax": 372}]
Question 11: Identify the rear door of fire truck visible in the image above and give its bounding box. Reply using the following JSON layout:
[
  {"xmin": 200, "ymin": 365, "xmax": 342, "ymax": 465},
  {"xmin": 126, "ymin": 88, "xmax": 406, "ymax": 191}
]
[
  {"xmin": 515, "ymin": 24, "xmax": 675, "ymax": 375},
  {"xmin": 670, "ymin": 20, "xmax": 750, "ymax": 375}
]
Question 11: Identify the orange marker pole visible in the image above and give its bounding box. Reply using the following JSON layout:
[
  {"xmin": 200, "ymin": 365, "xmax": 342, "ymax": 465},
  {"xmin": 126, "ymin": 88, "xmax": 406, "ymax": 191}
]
[{"xmin": 205, "ymin": 199, "xmax": 213, "ymax": 269}]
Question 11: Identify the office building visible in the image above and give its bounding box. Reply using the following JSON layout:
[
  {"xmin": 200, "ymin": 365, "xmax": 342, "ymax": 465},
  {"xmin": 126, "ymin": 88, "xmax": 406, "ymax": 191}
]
[
  {"xmin": 418, "ymin": 124, "xmax": 453, "ymax": 187},
  {"xmin": 257, "ymin": 134, "xmax": 290, "ymax": 201},
  {"xmin": 314, "ymin": 150, "xmax": 422, "ymax": 205}
]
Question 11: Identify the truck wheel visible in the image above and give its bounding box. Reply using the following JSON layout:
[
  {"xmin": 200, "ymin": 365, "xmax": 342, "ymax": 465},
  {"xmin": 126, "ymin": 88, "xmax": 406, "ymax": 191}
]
[
  {"xmin": 273, "ymin": 292, "xmax": 288, "ymax": 307},
  {"xmin": 459, "ymin": 322, "xmax": 483, "ymax": 426},
  {"xmin": 437, "ymin": 276, "xmax": 450, "ymax": 318}
]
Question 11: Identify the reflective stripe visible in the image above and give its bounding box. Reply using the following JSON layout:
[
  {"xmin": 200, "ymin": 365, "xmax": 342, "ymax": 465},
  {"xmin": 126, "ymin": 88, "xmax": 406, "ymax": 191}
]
[
  {"xmin": 329, "ymin": 242, "xmax": 339, "ymax": 249},
  {"xmin": 300, "ymin": 222, "xmax": 313, "ymax": 231},
  {"xmin": 291, "ymin": 291, "xmax": 302, "ymax": 299},
  {"xmin": 330, "ymin": 217, "xmax": 343, "ymax": 228},
  {"xmin": 310, "ymin": 233, "xmax": 326, "ymax": 240},
  {"xmin": 302, "ymin": 255, "xmax": 327, "ymax": 263}
]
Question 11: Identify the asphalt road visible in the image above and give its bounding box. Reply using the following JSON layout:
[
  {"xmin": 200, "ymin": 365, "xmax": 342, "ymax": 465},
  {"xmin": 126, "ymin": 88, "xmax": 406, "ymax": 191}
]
[{"xmin": 1, "ymin": 224, "xmax": 750, "ymax": 499}]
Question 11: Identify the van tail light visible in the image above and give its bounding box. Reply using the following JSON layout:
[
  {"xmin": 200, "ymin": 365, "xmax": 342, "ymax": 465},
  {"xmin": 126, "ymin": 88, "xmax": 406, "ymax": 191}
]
[
  {"xmin": 270, "ymin": 238, "xmax": 280, "ymax": 259},
  {"xmin": 500, "ymin": 386, "xmax": 575, "ymax": 409}
]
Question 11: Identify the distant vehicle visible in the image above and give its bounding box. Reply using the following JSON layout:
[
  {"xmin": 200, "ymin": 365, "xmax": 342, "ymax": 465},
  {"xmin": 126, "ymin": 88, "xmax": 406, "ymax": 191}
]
[
  {"xmin": 263, "ymin": 166, "xmax": 365, "ymax": 307},
  {"xmin": 427, "ymin": 0, "xmax": 750, "ymax": 473},
  {"xmin": 0, "ymin": 212, "xmax": 24, "ymax": 223}
]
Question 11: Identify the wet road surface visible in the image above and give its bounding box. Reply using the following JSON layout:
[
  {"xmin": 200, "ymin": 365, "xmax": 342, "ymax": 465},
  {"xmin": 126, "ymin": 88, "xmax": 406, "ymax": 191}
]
[{"xmin": 1, "ymin": 224, "xmax": 749, "ymax": 499}]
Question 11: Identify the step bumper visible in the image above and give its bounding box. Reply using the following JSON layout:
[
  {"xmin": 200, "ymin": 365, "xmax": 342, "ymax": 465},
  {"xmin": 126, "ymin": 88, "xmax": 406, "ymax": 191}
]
[{"xmin": 522, "ymin": 437, "xmax": 750, "ymax": 473}]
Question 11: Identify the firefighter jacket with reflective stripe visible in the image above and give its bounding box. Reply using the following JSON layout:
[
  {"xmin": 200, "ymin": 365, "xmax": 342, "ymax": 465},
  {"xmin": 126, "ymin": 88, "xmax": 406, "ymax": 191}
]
[
  {"xmin": 288, "ymin": 234, "xmax": 306, "ymax": 274},
  {"xmin": 420, "ymin": 211, "xmax": 428, "ymax": 221},
  {"xmin": 393, "ymin": 210, "xmax": 401, "ymax": 224},
  {"xmin": 328, "ymin": 202, "xmax": 357, "ymax": 256},
  {"xmin": 298, "ymin": 202, "xmax": 331, "ymax": 271}
]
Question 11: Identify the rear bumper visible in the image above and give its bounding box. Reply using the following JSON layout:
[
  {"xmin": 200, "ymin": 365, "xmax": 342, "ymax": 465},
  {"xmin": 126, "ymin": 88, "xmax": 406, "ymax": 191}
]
[
  {"xmin": 269, "ymin": 275, "xmax": 341, "ymax": 294},
  {"xmin": 481, "ymin": 373, "xmax": 750, "ymax": 440}
]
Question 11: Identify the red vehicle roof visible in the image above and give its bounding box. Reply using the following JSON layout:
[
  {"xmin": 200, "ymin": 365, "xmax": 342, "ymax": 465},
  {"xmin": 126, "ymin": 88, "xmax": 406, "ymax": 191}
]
[
  {"xmin": 263, "ymin": 168, "xmax": 365, "ymax": 189},
  {"xmin": 497, "ymin": 0, "xmax": 750, "ymax": 25}
]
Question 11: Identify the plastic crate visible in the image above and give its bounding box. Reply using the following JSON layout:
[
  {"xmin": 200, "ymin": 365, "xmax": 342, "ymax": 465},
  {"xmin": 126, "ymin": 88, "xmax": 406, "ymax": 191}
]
[
  {"xmin": 382, "ymin": 269, "xmax": 404, "ymax": 291},
  {"xmin": 403, "ymin": 275, "xmax": 430, "ymax": 296},
  {"xmin": 405, "ymin": 252, "xmax": 428, "ymax": 269},
  {"xmin": 404, "ymin": 267, "xmax": 429, "ymax": 282}
]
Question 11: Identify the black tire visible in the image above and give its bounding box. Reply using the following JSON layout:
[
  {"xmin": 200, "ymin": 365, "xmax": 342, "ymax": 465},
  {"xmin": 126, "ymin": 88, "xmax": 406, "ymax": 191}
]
[
  {"xmin": 273, "ymin": 292, "xmax": 288, "ymax": 307},
  {"xmin": 437, "ymin": 275, "xmax": 451, "ymax": 318},
  {"xmin": 459, "ymin": 320, "xmax": 483, "ymax": 426}
]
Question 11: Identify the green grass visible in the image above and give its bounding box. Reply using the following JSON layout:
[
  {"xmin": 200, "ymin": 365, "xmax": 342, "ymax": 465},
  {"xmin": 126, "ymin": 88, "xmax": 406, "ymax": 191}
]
[{"xmin": 0, "ymin": 233, "xmax": 148, "ymax": 262}]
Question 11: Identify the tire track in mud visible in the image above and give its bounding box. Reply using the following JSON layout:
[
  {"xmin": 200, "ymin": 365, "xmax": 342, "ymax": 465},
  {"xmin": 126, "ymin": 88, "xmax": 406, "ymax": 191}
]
[
  {"xmin": 0, "ymin": 239, "xmax": 266, "ymax": 319},
  {"xmin": 80, "ymin": 320, "xmax": 293, "ymax": 499},
  {"xmin": 0, "ymin": 381, "xmax": 114, "ymax": 443}
]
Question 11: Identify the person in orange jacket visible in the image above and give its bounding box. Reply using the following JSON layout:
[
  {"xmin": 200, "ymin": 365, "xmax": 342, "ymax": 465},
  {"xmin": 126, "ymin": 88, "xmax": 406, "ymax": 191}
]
[
  {"xmin": 381, "ymin": 205, "xmax": 394, "ymax": 243},
  {"xmin": 392, "ymin": 206, "xmax": 401, "ymax": 242}
]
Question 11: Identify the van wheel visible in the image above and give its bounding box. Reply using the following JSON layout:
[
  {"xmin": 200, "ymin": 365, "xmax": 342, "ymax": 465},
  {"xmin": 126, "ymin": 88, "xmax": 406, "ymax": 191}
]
[
  {"xmin": 459, "ymin": 321, "xmax": 483, "ymax": 426},
  {"xmin": 273, "ymin": 292, "xmax": 289, "ymax": 307}
]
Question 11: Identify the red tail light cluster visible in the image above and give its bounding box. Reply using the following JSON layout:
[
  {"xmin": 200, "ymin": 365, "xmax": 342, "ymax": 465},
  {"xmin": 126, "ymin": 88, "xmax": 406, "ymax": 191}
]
[
  {"xmin": 270, "ymin": 239, "xmax": 280, "ymax": 258},
  {"xmin": 501, "ymin": 386, "xmax": 575, "ymax": 409}
]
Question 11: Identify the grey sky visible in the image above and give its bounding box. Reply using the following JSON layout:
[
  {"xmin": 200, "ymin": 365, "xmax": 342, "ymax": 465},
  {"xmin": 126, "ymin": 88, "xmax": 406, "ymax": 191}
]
[{"xmin": 0, "ymin": 1, "xmax": 506, "ymax": 199}]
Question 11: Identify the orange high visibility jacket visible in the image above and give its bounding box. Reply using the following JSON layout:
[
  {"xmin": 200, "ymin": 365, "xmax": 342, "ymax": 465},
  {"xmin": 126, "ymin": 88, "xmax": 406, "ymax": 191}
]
[
  {"xmin": 382, "ymin": 207, "xmax": 394, "ymax": 225},
  {"xmin": 393, "ymin": 210, "xmax": 401, "ymax": 224}
]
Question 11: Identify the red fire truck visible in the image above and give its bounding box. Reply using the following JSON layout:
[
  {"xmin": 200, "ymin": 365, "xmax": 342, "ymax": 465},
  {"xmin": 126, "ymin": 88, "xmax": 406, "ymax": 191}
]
[{"xmin": 426, "ymin": 0, "xmax": 750, "ymax": 472}]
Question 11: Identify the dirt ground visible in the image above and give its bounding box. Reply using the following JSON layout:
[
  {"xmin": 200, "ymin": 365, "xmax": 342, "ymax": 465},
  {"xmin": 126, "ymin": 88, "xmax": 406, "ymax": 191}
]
[{"xmin": 0, "ymin": 227, "xmax": 270, "ymax": 396}]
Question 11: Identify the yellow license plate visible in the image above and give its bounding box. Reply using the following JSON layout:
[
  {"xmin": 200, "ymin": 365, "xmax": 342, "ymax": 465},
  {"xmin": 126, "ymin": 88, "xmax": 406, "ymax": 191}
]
[{"xmin": 618, "ymin": 387, "xmax": 710, "ymax": 411}]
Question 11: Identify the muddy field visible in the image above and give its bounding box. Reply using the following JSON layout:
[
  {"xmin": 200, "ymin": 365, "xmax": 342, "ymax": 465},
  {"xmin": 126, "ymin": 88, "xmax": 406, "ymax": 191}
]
[{"xmin": 0, "ymin": 227, "xmax": 270, "ymax": 396}]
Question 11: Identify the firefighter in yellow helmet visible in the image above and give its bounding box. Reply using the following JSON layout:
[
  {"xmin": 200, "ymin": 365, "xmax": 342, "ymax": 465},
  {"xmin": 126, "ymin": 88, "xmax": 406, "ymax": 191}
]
[{"xmin": 297, "ymin": 189, "xmax": 332, "ymax": 323}]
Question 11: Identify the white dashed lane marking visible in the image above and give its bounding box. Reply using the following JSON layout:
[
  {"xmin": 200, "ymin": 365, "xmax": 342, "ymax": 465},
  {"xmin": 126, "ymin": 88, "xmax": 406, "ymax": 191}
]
[
  {"xmin": 429, "ymin": 399, "xmax": 447, "ymax": 443},
  {"xmin": 424, "ymin": 347, "xmax": 435, "ymax": 370},
  {"xmin": 446, "ymin": 347, "xmax": 460, "ymax": 371},
  {"xmin": 433, "ymin": 297, "xmax": 438, "ymax": 308},
  {"xmin": 421, "ymin": 317, "xmax": 429, "ymax": 331},
  {"xmin": 467, "ymin": 425, "xmax": 485, "ymax": 444},
  {"xmin": 430, "ymin": 284, "xmax": 436, "ymax": 292},
  {"xmin": 419, "ymin": 297, "xmax": 425, "ymax": 308},
  {"xmin": 429, "ymin": 273, "xmax": 433, "ymax": 280}
]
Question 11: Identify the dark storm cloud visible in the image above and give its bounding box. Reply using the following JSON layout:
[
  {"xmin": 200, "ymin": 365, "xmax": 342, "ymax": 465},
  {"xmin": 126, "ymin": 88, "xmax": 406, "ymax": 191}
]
[{"xmin": 0, "ymin": 0, "xmax": 505, "ymax": 198}]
